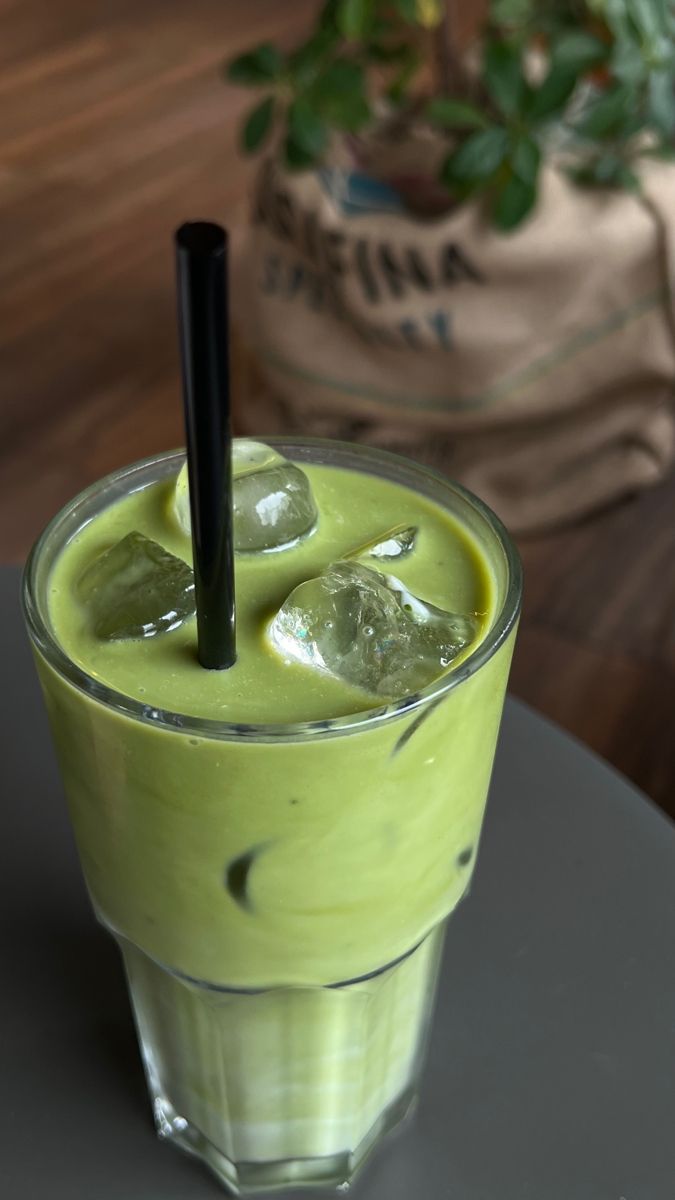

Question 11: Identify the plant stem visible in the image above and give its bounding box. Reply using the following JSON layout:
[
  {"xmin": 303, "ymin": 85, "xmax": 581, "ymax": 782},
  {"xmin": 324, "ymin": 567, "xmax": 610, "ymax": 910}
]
[{"xmin": 434, "ymin": 0, "xmax": 462, "ymax": 97}]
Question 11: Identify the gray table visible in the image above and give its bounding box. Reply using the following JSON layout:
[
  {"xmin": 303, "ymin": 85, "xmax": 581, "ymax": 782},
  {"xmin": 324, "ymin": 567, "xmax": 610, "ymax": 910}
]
[{"xmin": 2, "ymin": 566, "xmax": 674, "ymax": 1200}]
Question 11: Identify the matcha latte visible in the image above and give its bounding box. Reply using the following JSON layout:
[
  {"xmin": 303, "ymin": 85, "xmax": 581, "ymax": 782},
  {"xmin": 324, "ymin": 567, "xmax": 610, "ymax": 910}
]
[{"xmin": 23, "ymin": 439, "xmax": 520, "ymax": 1194}]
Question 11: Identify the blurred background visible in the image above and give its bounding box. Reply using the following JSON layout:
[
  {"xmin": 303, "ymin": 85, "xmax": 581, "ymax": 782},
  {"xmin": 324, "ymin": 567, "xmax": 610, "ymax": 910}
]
[{"xmin": 2, "ymin": 0, "xmax": 674, "ymax": 816}]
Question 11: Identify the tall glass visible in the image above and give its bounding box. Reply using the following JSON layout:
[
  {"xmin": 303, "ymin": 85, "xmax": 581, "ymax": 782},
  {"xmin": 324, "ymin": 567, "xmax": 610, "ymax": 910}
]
[{"xmin": 22, "ymin": 441, "xmax": 521, "ymax": 1194}]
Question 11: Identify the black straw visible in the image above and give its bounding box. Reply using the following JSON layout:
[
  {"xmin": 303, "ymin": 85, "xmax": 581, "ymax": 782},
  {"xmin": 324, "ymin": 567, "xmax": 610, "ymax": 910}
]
[{"xmin": 175, "ymin": 221, "xmax": 236, "ymax": 670}]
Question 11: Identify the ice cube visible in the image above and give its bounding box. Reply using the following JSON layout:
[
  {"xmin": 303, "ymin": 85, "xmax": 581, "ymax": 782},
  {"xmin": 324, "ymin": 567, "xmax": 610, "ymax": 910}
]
[
  {"xmin": 269, "ymin": 560, "xmax": 478, "ymax": 699},
  {"xmin": 173, "ymin": 464, "xmax": 191, "ymax": 535},
  {"xmin": 346, "ymin": 523, "xmax": 418, "ymax": 562},
  {"xmin": 232, "ymin": 439, "xmax": 285, "ymax": 477},
  {"xmin": 233, "ymin": 460, "xmax": 318, "ymax": 552},
  {"xmin": 172, "ymin": 440, "xmax": 318, "ymax": 552},
  {"xmin": 77, "ymin": 531, "xmax": 195, "ymax": 640}
]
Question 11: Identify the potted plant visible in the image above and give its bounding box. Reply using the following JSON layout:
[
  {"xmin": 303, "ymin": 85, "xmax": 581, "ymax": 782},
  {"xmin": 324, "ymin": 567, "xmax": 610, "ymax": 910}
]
[{"xmin": 227, "ymin": 1, "xmax": 675, "ymax": 532}]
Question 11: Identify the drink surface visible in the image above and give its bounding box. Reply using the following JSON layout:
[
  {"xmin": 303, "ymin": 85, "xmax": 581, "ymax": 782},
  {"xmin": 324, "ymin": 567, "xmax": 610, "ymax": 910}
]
[{"xmin": 48, "ymin": 462, "xmax": 493, "ymax": 723}]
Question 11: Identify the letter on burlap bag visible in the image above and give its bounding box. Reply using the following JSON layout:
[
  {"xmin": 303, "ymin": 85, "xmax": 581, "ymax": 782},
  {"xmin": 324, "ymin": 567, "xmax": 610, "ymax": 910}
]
[{"xmin": 233, "ymin": 159, "xmax": 675, "ymax": 533}]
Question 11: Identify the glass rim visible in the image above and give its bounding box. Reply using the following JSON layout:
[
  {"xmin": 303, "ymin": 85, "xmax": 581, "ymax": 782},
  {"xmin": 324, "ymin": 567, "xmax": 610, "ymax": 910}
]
[{"xmin": 22, "ymin": 439, "xmax": 522, "ymax": 743}]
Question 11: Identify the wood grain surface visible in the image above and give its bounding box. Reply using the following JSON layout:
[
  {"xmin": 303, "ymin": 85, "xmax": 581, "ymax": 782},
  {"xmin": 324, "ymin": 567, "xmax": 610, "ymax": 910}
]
[{"xmin": 2, "ymin": 0, "xmax": 674, "ymax": 817}]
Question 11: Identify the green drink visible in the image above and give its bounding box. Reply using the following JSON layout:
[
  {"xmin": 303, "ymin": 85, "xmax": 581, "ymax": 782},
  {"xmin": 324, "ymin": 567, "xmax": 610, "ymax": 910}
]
[{"xmin": 23, "ymin": 439, "xmax": 520, "ymax": 1193}]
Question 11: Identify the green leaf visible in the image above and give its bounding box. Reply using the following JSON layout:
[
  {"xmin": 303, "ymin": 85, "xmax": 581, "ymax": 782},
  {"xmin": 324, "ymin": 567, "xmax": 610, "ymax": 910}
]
[
  {"xmin": 386, "ymin": 47, "xmax": 421, "ymax": 103},
  {"xmin": 610, "ymin": 33, "xmax": 649, "ymax": 87},
  {"xmin": 426, "ymin": 97, "xmax": 489, "ymax": 130},
  {"xmin": 312, "ymin": 91, "xmax": 370, "ymax": 131},
  {"xmin": 337, "ymin": 0, "xmax": 373, "ymax": 38},
  {"xmin": 570, "ymin": 153, "xmax": 641, "ymax": 191},
  {"xmin": 369, "ymin": 14, "xmax": 397, "ymax": 39},
  {"xmin": 287, "ymin": 30, "xmax": 339, "ymax": 87},
  {"xmin": 491, "ymin": 0, "xmax": 534, "ymax": 27},
  {"xmin": 416, "ymin": 0, "xmax": 445, "ymax": 25},
  {"xmin": 628, "ymin": 0, "xmax": 667, "ymax": 41},
  {"xmin": 531, "ymin": 31, "xmax": 607, "ymax": 123},
  {"xmin": 310, "ymin": 59, "xmax": 371, "ymax": 129},
  {"xmin": 510, "ymin": 135, "xmax": 541, "ymax": 184},
  {"xmin": 527, "ymin": 63, "xmax": 577, "ymax": 121},
  {"xmin": 228, "ymin": 44, "xmax": 283, "ymax": 86},
  {"xmin": 311, "ymin": 58, "xmax": 365, "ymax": 101},
  {"xmin": 648, "ymin": 68, "xmax": 675, "ymax": 137},
  {"xmin": 319, "ymin": 0, "xmax": 341, "ymax": 30},
  {"xmin": 593, "ymin": 0, "xmax": 631, "ymax": 43},
  {"xmin": 367, "ymin": 40, "xmax": 415, "ymax": 64},
  {"xmin": 611, "ymin": 164, "xmax": 640, "ymax": 192},
  {"xmin": 441, "ymin": 127, "xmax": 510, "ymax": 190},
  {"xmin": 288, "ymin": 99, "xmax": 329, "ymax": 158},
  {"xmin": 392, "ymin": 0, "xmax": 418, "ymax": 22},
  {"xmin": 492, "ymin": 173, "xmax": 537, "ymax": 231},
  {"xmin": 284, "ymin": 134, "xmax": 318, "ymax": 171},
  {"xmin": 483, "ymin": 39, "xmax": 526, "ymax": 119},
  {"xmin": 552, "ymin": 31, "xmax": 608, "ymax": 71},
  {"xmin": 575, "ymin": 83, "xmax": 635, "ymax": 139},
  {"xmin": 241, "ymin": 96, "xmax": 275, "ymax": 152},
  {"xmin": 329, "ymin": 92, "xmax": 371, "ymax": 130}
]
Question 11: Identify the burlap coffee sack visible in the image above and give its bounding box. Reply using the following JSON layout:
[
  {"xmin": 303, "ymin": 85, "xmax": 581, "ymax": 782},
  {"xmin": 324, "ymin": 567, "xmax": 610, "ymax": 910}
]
[{"xmin": 233, "ymin": 157, "xmax": 675, "ymax": 533}]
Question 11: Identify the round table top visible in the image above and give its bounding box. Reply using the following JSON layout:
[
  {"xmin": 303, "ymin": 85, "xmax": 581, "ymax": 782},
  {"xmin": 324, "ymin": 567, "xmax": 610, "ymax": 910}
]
[{"xmin": 2, "ymin": 566, "xmax": 674, "ymax": 1200}]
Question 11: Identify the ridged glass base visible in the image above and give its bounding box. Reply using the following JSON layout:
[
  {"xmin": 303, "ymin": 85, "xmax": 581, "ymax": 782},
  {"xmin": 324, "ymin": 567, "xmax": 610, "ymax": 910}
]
[
  {"xmin": 118, "ymin": 926, "xmax": 445, "ymax": 1194},
  {"xmin": 152, "ymin": 1081, "xmax": 417, "ymax": 1194}
]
